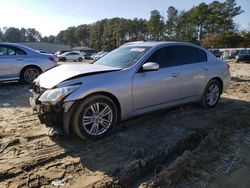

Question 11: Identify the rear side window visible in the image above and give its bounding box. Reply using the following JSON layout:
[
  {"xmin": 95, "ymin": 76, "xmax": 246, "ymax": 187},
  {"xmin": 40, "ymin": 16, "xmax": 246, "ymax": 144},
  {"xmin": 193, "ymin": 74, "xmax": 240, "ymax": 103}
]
[
  {"xmin": 14, "ymin": 47, "xmax": 27, "ymax": 55},
  {"xmin": 0, "ymin": 45, "xmax": 26, "ymax": 56},
  {"xmin": 146, "ymin": 46, "xmax": 177, "ymax": 68},
  {"xmin": 177, "ymin": 46, "xmax": 207, "ymax": 65}
]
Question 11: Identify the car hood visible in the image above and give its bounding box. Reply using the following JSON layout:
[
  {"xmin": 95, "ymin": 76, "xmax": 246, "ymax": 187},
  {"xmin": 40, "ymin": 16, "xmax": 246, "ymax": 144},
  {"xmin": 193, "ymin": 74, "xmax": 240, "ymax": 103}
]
[{"xmin": 35, "ymin": 64, "xmax": 121, "ymax": 89}]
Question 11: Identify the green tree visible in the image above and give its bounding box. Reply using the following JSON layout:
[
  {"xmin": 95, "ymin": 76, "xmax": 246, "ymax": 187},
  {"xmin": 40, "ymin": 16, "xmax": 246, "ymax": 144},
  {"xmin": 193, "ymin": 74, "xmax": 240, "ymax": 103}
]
[
  {"xmin": 90, "ymin": 19, "xmax": 107, "ymax": 50},
  {"xmin": 63, "ymin": 27, "xmax": 77, "ymax": 47},
  {"xmin": 201, "ymin": 34, "xmax": 220, "ymax": 48},
  {"xmin": 55, "ymin": 31, "xmax": 65, "ymax": 44},
  {"xmin": 0, "ymin": 29, "xmax": 3, "ymax": 42},
  {"xmin": 201, "ymin": 31, "xmax": 240, "ymax": 48},
  {"xmin": 47, "ymin": 35, "xmax": 56, "ymax": 43},
  {"xmin": 20, "ymin": 28, "xmax": 27, "ymax": 41},
  {"xmin": 75, "ymin": 24, "xmax": 90, "ymax": 46},
  {"xmin": 3, "ymin": 27, "xmax": 22, "ymax": 42},
  {"xmin": 165, "ymin": 6, "xmax": 178, "ymax": 39},
  {"xmin": 26, "ymin": 28, "xmax": 42, "ymax": 42},
  {"xmin": 147, "ymin": 10, "xmax": 164, "ymax": 40},
  {"xmin": 240, "ymin": 31, "xmax": 250, "ymax": 48},
  {"xmin": 221, "ymin": 0, "xmax": 244, "ymax": 32},
  {"xmin": 41, "ymin": 36, "xmax": 49, "ymax": 43}
]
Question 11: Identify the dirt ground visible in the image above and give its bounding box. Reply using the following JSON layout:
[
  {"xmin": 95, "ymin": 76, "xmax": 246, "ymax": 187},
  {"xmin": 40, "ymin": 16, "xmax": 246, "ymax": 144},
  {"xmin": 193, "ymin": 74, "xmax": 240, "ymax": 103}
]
[{"xmin": 0, "ymin": 61, "xmax": 249, "ymax": 188}]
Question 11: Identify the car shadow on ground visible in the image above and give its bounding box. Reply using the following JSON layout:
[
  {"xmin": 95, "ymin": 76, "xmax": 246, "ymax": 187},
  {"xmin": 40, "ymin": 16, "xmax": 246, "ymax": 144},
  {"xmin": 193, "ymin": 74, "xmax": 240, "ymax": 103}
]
[
  {"xmin": 0, "ymin": 81, "xmax": 31, "ymax": 108},
  {"xmin": 49, "ymin": 96, "xmax": 250, "ymax": 186},
  {"xmin": 231, "ymin": 76, "xmax": 250, "ymax": 82}
]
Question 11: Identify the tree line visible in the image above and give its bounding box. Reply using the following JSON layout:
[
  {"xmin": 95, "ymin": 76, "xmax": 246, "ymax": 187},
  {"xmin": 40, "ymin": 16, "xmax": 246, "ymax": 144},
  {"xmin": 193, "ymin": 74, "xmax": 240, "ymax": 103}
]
[
  {"xmin": 0, "ymin": 27, "xmax": 41, "ymax": 43},
  {"xmin": 1, "ymin": 0, "xmax": 249, "ymax": 50}
]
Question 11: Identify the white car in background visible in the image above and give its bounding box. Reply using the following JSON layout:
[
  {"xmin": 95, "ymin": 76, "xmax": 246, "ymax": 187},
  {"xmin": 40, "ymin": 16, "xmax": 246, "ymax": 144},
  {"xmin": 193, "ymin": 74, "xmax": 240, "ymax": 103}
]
[
  {"xmin": 93, "ymin": 51, "xmax": 109, "ymax": 61},
  {"xmin": 0, "ymin": 42, "xmax": 57, "ymax": 83},
  {"xmin": 57, "ymin": 51, "xmax": 85, "ymax": 62}
]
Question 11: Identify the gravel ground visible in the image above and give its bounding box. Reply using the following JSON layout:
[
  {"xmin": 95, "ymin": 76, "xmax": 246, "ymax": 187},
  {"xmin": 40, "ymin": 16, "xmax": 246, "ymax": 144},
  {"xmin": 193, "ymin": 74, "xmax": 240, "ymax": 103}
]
[{"xmin": 0, "ymin": 61, "xmax": 249, "ymax": 188}]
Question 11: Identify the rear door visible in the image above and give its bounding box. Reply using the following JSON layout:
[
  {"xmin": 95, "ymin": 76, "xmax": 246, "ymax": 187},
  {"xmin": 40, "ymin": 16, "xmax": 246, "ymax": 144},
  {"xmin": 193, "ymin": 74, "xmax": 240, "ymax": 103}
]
[
  {"xmin": 0, "ymin": 45, "xmax": 26, "ymax": 79},
  {"xmin": 133, "ymin": 45, "xmax": 181, "ymax": 111},
  {"xmin": 176, "ymin": 45, "xmax": 208, "ymax": 100}
]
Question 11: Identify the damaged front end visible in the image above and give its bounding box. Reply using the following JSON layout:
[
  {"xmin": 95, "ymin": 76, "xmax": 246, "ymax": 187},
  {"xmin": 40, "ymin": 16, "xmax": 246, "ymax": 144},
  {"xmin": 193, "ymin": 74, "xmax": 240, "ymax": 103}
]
[{"xmin": 29, "ymin": 82, "xmax": 79, "ymax": 135}]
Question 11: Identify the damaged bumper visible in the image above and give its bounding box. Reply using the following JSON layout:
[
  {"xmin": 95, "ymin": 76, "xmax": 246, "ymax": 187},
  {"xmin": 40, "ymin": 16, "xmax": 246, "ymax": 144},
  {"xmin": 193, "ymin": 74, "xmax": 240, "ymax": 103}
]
[{"xmin": 29, "ymin": 88, "xmax": 76, "ymax": 135}]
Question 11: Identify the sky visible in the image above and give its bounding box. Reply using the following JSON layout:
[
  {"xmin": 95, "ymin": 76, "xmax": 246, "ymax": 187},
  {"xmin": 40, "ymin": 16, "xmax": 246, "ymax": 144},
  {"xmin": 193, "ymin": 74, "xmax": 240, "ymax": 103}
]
[{"xmin": 0, "ymin": 0, "xmax": 249, "ymax": 37}]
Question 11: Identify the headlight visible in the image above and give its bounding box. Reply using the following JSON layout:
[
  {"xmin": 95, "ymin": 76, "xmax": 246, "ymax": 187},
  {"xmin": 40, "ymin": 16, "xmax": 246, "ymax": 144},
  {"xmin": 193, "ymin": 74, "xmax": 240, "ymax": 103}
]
[{"xmin": 39, "ymin": 85, "xmax": 81, "ymax": 102}]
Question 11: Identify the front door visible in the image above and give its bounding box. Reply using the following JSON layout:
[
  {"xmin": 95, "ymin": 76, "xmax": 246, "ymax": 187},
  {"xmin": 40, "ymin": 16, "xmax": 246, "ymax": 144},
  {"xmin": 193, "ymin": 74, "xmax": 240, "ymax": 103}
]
[
  {"xmin": 0, "ymin": 45, "xmax": 24, "ymax": 79},
  {"xmin": 133, "ymin": 46, "xmax": 181, "ymax": 111}
]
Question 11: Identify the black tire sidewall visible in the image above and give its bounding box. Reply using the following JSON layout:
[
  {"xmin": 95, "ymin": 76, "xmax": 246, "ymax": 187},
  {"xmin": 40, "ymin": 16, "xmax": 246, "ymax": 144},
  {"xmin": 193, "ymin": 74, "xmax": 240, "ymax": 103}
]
[
  {"xmin": 21, "ymin": 67, "xmax": 41, "ymax": 83},
  {"xmin": 74, "ymin": 95, "xmax": 118, "ymax": 140},
  {"xmin": 201, "ymin": 80, "xmax": 221, "ymax": 108},
  {"xmin": 78, "ymin": 57, "xmax": 83, "ymax": 62}
]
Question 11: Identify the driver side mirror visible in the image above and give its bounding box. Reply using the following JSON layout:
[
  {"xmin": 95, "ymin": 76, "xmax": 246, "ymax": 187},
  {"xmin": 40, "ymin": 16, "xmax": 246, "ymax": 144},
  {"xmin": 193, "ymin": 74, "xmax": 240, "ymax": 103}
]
[{"xmin": 142, "ymin": 62, "xmax": 159, "ymax": 71}]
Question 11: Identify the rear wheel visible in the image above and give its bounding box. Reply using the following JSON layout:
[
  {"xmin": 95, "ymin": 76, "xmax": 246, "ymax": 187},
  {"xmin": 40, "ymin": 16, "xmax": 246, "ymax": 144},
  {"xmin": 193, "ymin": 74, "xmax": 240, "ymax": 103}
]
[
  {"xmin": 61, "ymin": 57, "xmax": 66, "ymax": 62},
  {"xmin": 201, "ymin": 79, "xmax": 221, "ymax": 108},
  {"xmin": 72, "ymin": 95, "xmax": 118, "ymax": 140},
  {"xmin": 78, "ymin": 57, "xmax": 83, "ymax": 62},
  {"xmin": 21, "ymin": 66, "xmax": 42, "ymax": 83}
]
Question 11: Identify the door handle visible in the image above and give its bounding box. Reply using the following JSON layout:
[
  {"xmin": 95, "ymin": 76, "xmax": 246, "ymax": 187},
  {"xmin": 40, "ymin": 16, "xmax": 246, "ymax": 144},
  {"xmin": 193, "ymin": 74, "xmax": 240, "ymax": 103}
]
[
  {"xmin": 16, "ymin": 58, "xmax": 23, "ymax": 61},
  {"xmin": 204, "ymin": 66, "xmax": 209, "ymax": 71},
  {"xmin": 171, "ymin": 72, "xmax": 179, "ymax": 78}
]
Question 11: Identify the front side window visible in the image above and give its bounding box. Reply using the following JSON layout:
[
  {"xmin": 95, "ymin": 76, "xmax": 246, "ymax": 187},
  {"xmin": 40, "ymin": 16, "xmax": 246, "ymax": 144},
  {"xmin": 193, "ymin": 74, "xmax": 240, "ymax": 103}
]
[
  {"xmin": 177, "ymin": 46, "xmax": 207, "ymax": 65},
  {"xmin": 94, "ymin": 46, "xmax": 151, "ymax": 69},
  {"xmin": 0, "ymin": 46, "xmax": 8, "ymax": 56},
  {"xmin": 145, "ymin": 46, "xmax": 177, "ymax": 68}
]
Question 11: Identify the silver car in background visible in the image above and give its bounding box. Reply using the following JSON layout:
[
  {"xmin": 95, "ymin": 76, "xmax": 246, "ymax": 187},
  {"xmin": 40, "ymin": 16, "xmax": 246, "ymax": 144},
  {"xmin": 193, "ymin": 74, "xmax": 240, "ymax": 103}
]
[
  {"xmin": 0, "ymin": 42, "xmax": 57, "ymax": 83},
  {"xmin": 30, "ymin": 41, "xmax": 230, "ymax": 140}
]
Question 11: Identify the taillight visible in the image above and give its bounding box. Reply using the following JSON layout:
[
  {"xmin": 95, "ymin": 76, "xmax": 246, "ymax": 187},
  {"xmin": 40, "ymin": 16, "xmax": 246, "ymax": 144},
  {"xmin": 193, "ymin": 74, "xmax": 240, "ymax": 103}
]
[{"xmin": 49, "ymin": 56, "xmax": 55, "ymax": 62}]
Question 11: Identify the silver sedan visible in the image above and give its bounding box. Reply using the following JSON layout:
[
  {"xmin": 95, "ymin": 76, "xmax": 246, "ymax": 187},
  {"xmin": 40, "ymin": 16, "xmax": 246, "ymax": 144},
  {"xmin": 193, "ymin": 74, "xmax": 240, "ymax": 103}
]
[
  {"xmin": 0, "ymin": 42, "xmax": 57, "ymax": 83},
  {"xmin": 30, "ymin": 41, "xmax": 230, "ymax": 140}
]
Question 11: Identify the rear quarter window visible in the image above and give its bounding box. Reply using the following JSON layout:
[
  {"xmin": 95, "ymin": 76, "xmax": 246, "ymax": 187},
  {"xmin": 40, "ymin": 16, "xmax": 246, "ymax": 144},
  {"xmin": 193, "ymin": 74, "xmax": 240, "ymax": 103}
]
[{"xmin": 177, "ymin": 46, "xmax": 207, "ymax": 65}]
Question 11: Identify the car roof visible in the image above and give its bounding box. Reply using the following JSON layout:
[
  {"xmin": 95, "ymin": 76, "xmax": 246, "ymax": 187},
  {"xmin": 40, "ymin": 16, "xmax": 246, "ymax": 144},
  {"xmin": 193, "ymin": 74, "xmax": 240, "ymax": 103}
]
[
  {"xmin": 0, "ymin": 42, "xmax": 39, "ymax": 52},
  {"xmin": 122, "ymin": 41, "xmax": 203, "ymax": 49},
  {"xmin": 0, "ymin": 42, "xmax": 28, "ymax": 48}
]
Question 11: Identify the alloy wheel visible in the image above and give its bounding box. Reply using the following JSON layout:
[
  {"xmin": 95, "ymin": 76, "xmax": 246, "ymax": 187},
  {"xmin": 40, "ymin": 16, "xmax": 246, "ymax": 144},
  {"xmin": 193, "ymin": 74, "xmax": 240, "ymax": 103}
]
[
  {"xmin": 206, "ymin": 83, "xmax": 220, "ymax": 106},
  {"xmin": 82, "ymin": 102, "xmax": 113, "ymax": 136},
  {"xmin": 23, "ymin": 67, "xmax": 40, "ymax": 83}
]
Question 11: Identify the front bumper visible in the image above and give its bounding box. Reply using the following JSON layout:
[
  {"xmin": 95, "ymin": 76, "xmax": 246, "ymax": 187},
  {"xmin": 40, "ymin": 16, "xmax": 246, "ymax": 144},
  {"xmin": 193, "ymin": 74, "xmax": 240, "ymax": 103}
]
[
  {"xmin": 30, "ymin": 96, "xmax": 64, "ymax": 127},
  {"xmin": 29, "ymin": 88, "xmax": 76, "ymax": 135}
]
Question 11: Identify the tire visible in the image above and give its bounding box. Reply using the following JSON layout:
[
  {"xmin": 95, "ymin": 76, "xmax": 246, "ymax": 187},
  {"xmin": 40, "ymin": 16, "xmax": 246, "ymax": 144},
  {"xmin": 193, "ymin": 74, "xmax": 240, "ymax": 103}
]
[
  {"xmin": 78, "ymin": 57, "xmax": 83, "ymax": 62},
  {"xmin": 201, "ymin": 79, "xmax": 221, "ymax": 108},
  {"xmin": 72, "ymin": 95, "xmax": 118, "ymax": 140},
  {"xmin": 61, "ymin": 57, "xmax": 66, "ymax": 62},
  {"xmin": 20, "ymin": 66, "xmax": 42, "ymax": 84}
]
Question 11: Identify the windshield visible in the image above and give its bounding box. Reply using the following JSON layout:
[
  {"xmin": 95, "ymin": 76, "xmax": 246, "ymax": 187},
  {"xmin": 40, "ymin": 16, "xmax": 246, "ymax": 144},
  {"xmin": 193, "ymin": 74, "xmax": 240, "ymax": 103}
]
[{"xmin": 94, "ymin": 46, "xmax": 151, "ymax": 69}]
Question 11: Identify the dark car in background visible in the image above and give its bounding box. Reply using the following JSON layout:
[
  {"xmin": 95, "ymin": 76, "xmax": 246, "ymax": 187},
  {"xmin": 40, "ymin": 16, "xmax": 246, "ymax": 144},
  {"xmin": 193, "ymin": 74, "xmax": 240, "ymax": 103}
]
[
  {"xmin": 209, "ymin": 49, "xmax": 222, "ymax": 58},
  {"xmin": 84, "ymin": 52, "xmax": 97, "ymax": 60},
  {"xmin": 235, "ymin": 54, "xmax": 250, "ymax": 63},
  {"xmin": 235, "ymin": 50, "xmax": 250, "ymax": 63},
  {"xmin": 55, "ymin": 50, "xmax": 70, "ymax": 56}
]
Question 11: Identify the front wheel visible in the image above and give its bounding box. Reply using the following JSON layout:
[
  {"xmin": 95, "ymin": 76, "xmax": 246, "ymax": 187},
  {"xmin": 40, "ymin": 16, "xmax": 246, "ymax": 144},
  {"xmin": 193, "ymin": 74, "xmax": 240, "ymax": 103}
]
[
  {"xmin": 201, "ymin": 79, "xmax": 221, "ymax": 108},
  {"xmin": 72, "ymin": 95, "xmax": 118, "ymax": 140}
]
